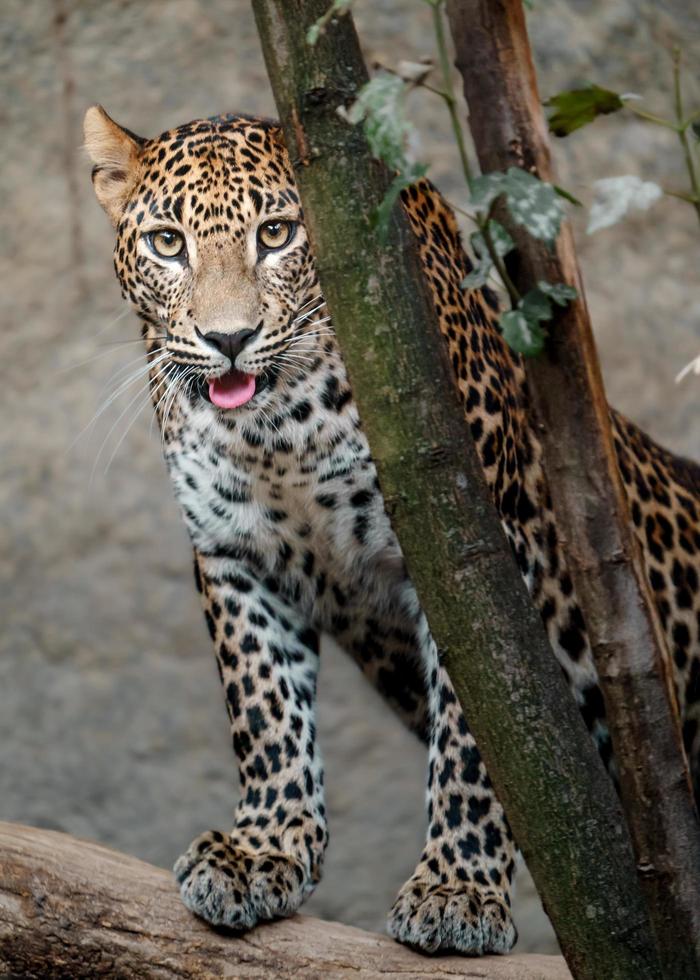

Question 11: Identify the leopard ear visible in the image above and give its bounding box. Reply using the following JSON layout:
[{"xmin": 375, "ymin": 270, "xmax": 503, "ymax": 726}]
[{"xmin": 83, "ymin": 105, "xmax": 145, "ymax": 225}]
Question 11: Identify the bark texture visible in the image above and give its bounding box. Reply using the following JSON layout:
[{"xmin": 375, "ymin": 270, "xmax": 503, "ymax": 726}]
[
  {"xmin": 251, "ymin": 3, "xmax": 661, "ymax": 978},
  {"xmin": 0, "ymin": 822, "xmax": 571, "ymax": 980},
  {"xmin": 445, "ymin": 3, "xmax": 700, "ymax": 977}
]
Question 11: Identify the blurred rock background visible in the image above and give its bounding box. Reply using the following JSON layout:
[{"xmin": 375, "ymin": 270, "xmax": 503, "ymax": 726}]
[{"xmin": 1, "ymin": 0, "xmax": 698, "ymax": 954}]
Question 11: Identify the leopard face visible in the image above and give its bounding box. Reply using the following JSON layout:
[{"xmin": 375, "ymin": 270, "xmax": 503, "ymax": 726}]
[{"xmin": 85, "ymin": 107, "xmax": 323, "ymax": 411}]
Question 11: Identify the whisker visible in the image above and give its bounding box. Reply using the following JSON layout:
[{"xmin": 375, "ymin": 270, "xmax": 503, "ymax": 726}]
[
  {"xmin": 291, "ymin": 322, "xmax": 334, "ymax": 333},
  {"xmin": 185, "ymin": 371, "xmax": 199, "ymax": 405},
  {"xmin": 285, "ymin": 334, "xmax": 336, "ymax": 350},
  {"xmin": 276, "ymin": 350, "xmax": 318, "ymax": 361},
  {"xmin": 270, "ymin": 364, "xmax": 294, "ymax": 385},
  {"xmin": 178, "ymin": 366, "xmax": 200, "ymax": 403},
  {"xmin": 288, "ymin": 331, "xmax": 334, "ymax": 348},
  {"xmin": 288, "ymin": 328, "xmax": 335, "ymax": 343},
  {"xmin": 105, "ymin": 363, "xmax": 172, "ymax": 472},
  {"xmin": 89, "ymin": 375, "xmax": 159, "ymax": 485},
  {"xmin": 99, "ymin": 336, "xmax": 166, "ymax": 347},
  {"xmin": 294, "ymin": 315, "xmax": 332, "ymax": 329},
  {"xmin": 293, "ymin": 294, "xmax": 324, "ymax": 321},
  {"xmin": 284, "ymin": 346, "xmax": 339, "ymax": 360},
  {"xmin": 274, "ymin": 359, "xmax": 318, "ymax": 372},
  {"xmin": 162, "ymin": 366, "xmax": 199, "ymax": 439},
  {"xmin": 67, "ymin": 353, "xmax": 170, "ymax": 453},
  {"xmin": 56, "ymin": 344, "xmax": 165, "ymax": 376},
  {"xmin": 290, "ymin": 313, "xmax": 331, "ymax": 335},
  {"xmin": 161, "ymin": 375, "xmax": 184, "ymax": 436},
  {"xmin": 257, "ymin": 405, "xmax": 281, "ymax": 436},
  {"xmin": 93, "ymin": 307, "xmax": 132, "ymax": 338},
  {"xmin": 105, "ymin": 351, "xmax": 169, "ymax": 402},
  {"xmin": 106, "ymin": 349, "xmax": 167, "ymax": 392},
  {"xmin": 103, "ymin": 392, "xmax": 153, "ymax": 474},
  {"xmin": 144, "ymin": 370, "xmax": 173, "ymax": 441},
  {"xmin": 102, "ymin": 351, "xmax": 167, "ymax": 394},
  {"xmin": 276, "ymin": 351, "xmax": 332, "ymax": 367},
  {"xmin": 152, "ymin": 366, "xmax": 181, "ymax": 430}
]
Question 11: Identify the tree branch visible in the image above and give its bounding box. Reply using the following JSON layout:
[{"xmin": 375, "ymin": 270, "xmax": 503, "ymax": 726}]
[
  {"xmin": 251, "ymin": 3, "xmax": 662, "ymax": 978},
  {"xmin": 0, "ymin": 822, "xmax": 570, "ymax": 979},
  {"xmin": 444, "ymin": 2, "xmax": 700, "ymax": 976}
]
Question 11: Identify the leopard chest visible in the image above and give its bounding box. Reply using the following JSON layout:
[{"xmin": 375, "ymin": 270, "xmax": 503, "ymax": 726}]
[
  {"xmin": 163, "ymin": 402, "xmax": 404, "ymax": 627},
  {"xmin": 167, "ymin": 433, "xmax": 318, "ymax": 562}
]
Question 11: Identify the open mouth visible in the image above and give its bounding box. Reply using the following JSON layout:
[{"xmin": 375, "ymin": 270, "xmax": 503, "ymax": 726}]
[{"xmin": 208, "ymin": 369, "xmax": 257, "ymax": 410}]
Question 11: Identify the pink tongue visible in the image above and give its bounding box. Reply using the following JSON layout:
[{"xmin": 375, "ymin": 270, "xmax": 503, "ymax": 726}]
[{"xmin": 209, "ymin": 370, "xmax": 256, "ymax": 409}]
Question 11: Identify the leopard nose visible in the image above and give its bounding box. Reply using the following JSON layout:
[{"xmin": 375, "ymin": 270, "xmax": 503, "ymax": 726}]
[{"xmin": 203, "ymin": 329, "xmax": 256, "ymax": 365}]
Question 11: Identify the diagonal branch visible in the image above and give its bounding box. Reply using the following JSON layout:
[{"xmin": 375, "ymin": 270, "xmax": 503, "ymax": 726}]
[
  {"xmin": 252, "ymin": 2, "xmax": 663, "ymax": 977},
  {"xmin": 444, "ymin": 2, "xmax": 700, "ymax": 976}
]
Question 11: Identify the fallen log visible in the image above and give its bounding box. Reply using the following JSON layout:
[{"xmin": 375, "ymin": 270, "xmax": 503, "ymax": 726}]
[{"xmin": 0, "ymin": 822, "xmax": 569, "ymax": 979}]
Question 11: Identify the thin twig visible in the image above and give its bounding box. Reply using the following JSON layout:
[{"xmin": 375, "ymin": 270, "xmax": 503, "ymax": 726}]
[
  {"xmin": 672, "ymin": 47, "xmax": 700, "ymax": 228},
  {"xmin": 428, "ymin": 0, "xmax": 522, "ymax": 306},
  {"xmin": 625, "ymin": 104, "xmax": 679, "ymax": 131},
  {"xmin": 428, "ymin": 0, "xmax": 474, "ymax": 189},
  {"xmin": 482, "ymin": 216, "xmax": 521, "ymax": 306}
]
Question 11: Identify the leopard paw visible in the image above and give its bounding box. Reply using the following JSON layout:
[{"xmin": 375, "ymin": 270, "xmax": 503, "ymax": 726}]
[
  {"xmin": 387, "ymin": 874, "xmax": 516, "ymax": 955},
  {"xmin": 174, "ymin": 830, "xmax": 310, "ymax": 930}
]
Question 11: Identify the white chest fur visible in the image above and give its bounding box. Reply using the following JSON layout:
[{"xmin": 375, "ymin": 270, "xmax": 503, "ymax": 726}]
[{"xmin": 163, "ymin": 390, "xmax": 408, "ymax": 627}]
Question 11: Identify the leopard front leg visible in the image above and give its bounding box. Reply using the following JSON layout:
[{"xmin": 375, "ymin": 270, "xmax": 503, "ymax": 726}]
[
  {"xmin": 174, "ymin": 552, "xmax": 327, "ymax": 930},
  {"xmin": 388, "ymin": 629, "xmax": 517, "ymax": 955}
]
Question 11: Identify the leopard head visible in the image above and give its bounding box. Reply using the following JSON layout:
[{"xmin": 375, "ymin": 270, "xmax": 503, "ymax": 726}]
[{"xmin": 84, "ymin": 106, "xmax": 326, "ymax": 411}]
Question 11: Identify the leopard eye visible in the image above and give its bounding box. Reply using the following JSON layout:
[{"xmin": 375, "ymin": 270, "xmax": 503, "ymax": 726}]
[
  {"xmin": 257, "ymin": 220, "xmax": 295, "ymax": 252},
  {"xmin": 149, "ymin": 229, "xmax": 185, "ymax": 259}
]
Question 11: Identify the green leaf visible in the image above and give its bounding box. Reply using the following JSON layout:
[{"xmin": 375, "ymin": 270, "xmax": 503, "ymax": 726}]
[
  {"xmin": 461, "ymin": 221, "xmax": 514, "ymax": 290},
  {"xmin": 500, "ymin": 281, "xmax": 577, "ymax": 357},
  {"xmin": 500, "ymin": 309, "xmax": 546, "ymax": 356},
  {"xmin": 520, "ymin": 289, "xmax": 552, "ymax": 321},
  {"xmin": 341, "ymin": 72, "xmax": 424, "ymax": 180},
  {"xmin": 479, "ymin": 220, "xmax": 515, "ymax": 258},
  {"xmin": 545, "ymin": 84, "xmax": 625, "ymax": 137},
  {"xmin": 342, "ymin": 71, "xmax": 430, "ymax": 244},
  {"xmin": 691, "ymin": 121, "xmax": 700, "ymax": 140},
  {"xmin": 470, "ymin": 170, "xmax": 564, "ymax": 244},
  {"xmin": 537, "ymin": 280, "xmax": 578, "ymax": 305},
  {"xmin": 469, "ymin": 173, "xmax": 508, "ymax": 214},
  {"xmin": 461, "ymin": 256, "xmax": 492, "ymax": 290},
  {"xmin": 464, "ymin": 228, "xmax": 493, "ymax": 286},
  {"xmin": 306, "ymin": 23, "xmax": 321, "ymax": 45},
  {"xmin": 306, "ymin": 0, "xmax": 355, "ymax": 46},
  {"xmin": 502, "ymin": 168, "xmax": 565, "ymax": 245}
]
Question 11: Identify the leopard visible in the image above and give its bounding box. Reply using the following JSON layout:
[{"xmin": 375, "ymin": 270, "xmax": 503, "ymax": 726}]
[{"xmin": 84, "ymin": 105, "xmax": 700, "ymax": 956}]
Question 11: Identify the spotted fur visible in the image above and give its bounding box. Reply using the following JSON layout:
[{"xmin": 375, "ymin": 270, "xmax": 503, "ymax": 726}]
[{"xmin": 85, "ymin": 106, "xmax": 700, "ymax": 956}]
